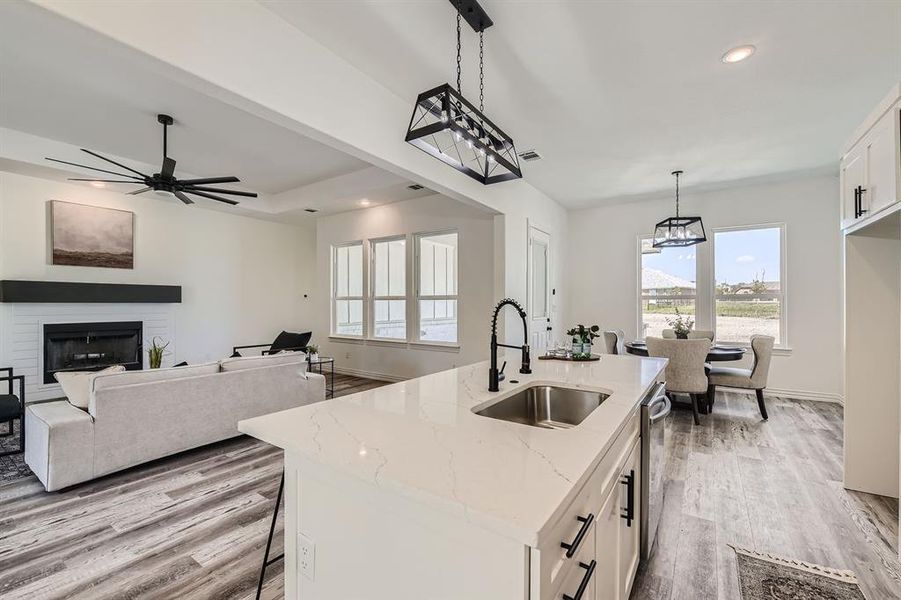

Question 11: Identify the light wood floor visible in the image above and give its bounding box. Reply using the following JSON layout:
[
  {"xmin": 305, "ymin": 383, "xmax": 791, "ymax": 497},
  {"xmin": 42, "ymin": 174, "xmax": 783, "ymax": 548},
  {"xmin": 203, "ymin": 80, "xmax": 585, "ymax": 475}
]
[
  {"xmin": 632, "ymin": 391, "xmax": 901, "ymax": 600},
  {"xmin": 1, "ymin": 382, "xmax": 897, "ymax": 599},
  {"xmin": 0, "ymin": 373, "xmax": 389, "ymax": 600}
]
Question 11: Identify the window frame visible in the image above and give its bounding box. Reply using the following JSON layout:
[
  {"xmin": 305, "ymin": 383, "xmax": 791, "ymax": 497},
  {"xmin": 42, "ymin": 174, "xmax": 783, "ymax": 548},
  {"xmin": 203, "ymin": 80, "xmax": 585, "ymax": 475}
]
[
  {"xmin": 369, "ymin": 234, "xmax": 409, "ymax": 342},
  {"xmin": 711, "ymin": 223, "xmax": 787, "ymax": 348},
  {"xmin": 636, "ymin": 235, "xmax": 699, "ymax": 340},
  {"xmin": 414, "ymin": 229, "xmax": 460, "ymax": 347},
  {"xmin": 330, "ymin": 240, "xmax": 365, "ymax": 339}
]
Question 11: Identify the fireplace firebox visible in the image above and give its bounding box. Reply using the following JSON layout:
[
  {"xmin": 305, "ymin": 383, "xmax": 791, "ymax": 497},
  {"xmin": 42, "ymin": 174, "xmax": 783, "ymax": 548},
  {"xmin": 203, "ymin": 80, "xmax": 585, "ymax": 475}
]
[{"xmin": 43, "ymin": 321, "xmax": 143, "ymax": 384}]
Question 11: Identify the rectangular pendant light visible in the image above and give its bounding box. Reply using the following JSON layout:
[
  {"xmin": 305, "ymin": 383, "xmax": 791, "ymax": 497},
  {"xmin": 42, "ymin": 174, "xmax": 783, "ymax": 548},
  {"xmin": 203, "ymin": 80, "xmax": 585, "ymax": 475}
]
[
  {"xmin": 652, "ymin": 216, "xmax": 707, "ymax": 247},
  {"xmin": 405, "ymin": 83, "xmax": 522, "ymax": 185}
]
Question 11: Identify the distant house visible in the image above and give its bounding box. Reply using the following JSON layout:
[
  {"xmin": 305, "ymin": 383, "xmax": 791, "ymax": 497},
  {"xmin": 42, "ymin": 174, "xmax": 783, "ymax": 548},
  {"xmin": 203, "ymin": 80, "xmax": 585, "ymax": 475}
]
[
  {"xmin": 641, "ymin": 268, "xmax": 695, "ymax": 296},
  {"xmin": 729, "ymin": 281, "xmax": 780, "ymax": 295}
]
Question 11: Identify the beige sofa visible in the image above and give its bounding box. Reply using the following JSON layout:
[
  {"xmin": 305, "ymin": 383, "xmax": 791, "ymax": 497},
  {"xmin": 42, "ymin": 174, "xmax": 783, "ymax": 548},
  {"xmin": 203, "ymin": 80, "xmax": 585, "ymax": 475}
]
[{"xmin": 25, "ymin": 353, "xmax": 325, "ymax": 491}]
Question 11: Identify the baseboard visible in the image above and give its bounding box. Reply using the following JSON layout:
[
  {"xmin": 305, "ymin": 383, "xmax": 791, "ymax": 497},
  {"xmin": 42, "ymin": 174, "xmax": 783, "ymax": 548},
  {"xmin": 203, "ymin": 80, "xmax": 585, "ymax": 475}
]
[
  {"xmin": 334, "ymin": 366, "xmax": 409, "ymax": 383},
  {"xmin": 763, "ymin": 387, "xmax": 844, "ymax": 405}
]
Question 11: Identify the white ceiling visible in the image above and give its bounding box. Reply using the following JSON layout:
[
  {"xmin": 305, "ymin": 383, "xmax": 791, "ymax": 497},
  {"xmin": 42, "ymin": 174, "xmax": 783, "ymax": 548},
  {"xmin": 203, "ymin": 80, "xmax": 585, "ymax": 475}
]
[
  {"xmin": 264, "ymin": 0, "xmax": 901, "ymax": 208},
  {"xmin": 0, "ymin": 2, "xmax": 441, "ymax": 219}
]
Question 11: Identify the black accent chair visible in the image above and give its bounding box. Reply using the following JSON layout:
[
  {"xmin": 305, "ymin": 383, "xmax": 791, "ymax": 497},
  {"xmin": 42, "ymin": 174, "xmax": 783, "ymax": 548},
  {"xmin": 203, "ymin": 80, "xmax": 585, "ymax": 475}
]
[
  {"xmin": 232, "ymin": 331, "xmax": 313, "ymax": 358},
  {"xmin": 0, "ymin": 367, "xmax": 26, "ymax": 457}
]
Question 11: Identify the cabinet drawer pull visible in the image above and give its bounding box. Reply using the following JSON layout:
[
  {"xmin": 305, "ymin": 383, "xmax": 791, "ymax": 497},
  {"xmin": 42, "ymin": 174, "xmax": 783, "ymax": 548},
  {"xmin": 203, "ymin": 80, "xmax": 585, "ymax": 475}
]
[
  {"xmin": 854, "ymin": 186, "xmax": 860, "ymax": 218},
  {"xmin": 562, "ymin": 560, "xmax": 596, "ymax": 600},
  {"xmin": 858, "ymin": 186, "xmax": 868, "ymax": 216},
  {"xmin": 620, "ymin": 469, "xmax": 635, "ymax": 527},
  {"xmin": 560, "ymin": 513, "xmax": 594, "ymax": 558}
]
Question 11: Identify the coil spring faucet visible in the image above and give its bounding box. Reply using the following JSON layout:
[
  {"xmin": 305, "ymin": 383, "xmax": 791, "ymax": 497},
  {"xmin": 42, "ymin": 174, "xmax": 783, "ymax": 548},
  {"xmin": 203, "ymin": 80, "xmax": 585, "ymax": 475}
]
[{"xmin": 489, "ymin": 298, "xmax": 531, "ymax": 392}]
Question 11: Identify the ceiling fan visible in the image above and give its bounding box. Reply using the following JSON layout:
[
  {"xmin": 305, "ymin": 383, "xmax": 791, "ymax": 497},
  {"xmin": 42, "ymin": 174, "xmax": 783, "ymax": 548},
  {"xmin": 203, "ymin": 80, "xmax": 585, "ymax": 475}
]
[{"xmin": 46, "ymin": 114, "xmax": 257, "ymax": 206}]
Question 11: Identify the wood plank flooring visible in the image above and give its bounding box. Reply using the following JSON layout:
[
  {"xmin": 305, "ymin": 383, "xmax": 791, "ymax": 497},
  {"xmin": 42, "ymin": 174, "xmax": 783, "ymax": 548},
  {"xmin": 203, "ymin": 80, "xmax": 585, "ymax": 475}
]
[
  {"xmin": 0, "ymin": 373, "xmax": 389, "ymax": 600},
  {"xmin": 632, "ymin": 391, "xmax": 901, "ymax": 600},
  {"xmin": 1, "ymin": 380, "xmax": 897, "ymax": 599}
]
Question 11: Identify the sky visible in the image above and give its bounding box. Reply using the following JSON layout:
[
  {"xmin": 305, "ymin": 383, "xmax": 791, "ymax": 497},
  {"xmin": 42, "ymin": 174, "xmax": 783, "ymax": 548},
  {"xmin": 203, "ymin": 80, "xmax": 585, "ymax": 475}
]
[{"xmin": 643, "ymin": 227, "xmax": 781, "ymax": 285}]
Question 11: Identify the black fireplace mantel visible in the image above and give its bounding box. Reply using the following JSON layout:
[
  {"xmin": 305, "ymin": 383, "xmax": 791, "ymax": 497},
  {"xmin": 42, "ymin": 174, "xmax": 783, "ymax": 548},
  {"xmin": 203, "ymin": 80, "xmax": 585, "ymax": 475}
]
[{"xmin": 0, "ymin": 280, "xmax": 181, "ymax": 304}]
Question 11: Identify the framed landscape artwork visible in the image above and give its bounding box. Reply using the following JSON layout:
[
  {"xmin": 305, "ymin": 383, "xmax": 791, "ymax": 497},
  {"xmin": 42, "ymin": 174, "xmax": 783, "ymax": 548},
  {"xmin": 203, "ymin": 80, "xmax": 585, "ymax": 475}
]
[{"xmin": 50, "ymin": 200, "xmax": 135, "ymax": 269}]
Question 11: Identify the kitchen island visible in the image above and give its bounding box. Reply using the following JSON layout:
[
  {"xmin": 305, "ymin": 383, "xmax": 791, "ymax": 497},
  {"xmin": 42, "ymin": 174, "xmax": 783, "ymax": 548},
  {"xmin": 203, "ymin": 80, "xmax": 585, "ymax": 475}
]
[{"xmin": 239, "ymin": 351, "xmax": 667, "ymax": 600}]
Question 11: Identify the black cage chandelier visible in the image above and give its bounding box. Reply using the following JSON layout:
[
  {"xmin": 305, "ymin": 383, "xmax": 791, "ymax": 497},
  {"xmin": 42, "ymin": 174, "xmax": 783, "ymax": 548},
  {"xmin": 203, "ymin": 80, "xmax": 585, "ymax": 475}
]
[
  {"xmin": 652, "ymin": 170, "xmax": 707, "ymax": 248},
  {"xmin": 404, "ymin": 0, "xmax": 522, "ymax": 185}
]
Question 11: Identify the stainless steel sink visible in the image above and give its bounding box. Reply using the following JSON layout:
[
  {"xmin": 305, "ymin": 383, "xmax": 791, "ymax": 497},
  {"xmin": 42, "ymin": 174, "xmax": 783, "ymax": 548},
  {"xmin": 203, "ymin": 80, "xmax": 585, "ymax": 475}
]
[{"xmin": 474, "ymin": 385, "xmax": 609, "ymax": 429}]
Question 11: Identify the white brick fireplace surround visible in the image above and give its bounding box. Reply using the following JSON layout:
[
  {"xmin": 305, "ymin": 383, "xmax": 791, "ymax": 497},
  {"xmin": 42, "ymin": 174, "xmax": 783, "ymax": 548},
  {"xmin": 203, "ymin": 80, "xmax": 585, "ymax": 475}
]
[{"xmin": 0, "ymin": 303, "xmax": 175, "ymax": 402}]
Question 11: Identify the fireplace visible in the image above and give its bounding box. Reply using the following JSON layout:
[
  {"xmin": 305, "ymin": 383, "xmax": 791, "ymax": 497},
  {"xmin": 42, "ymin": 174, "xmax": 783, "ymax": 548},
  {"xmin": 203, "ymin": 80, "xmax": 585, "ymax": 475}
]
[{"xmin": 43, "ymin": 321, "xmax": 143, "ymax": 384}]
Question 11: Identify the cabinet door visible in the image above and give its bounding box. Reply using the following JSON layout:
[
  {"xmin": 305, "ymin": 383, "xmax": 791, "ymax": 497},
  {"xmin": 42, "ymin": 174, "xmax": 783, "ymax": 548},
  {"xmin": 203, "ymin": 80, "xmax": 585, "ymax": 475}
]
[
  {"xmin": 594, "ymin": 480, "xmax": 621, "ymax": 600},
  {"xmin": 864, "ymin": 108, "xmax": 900, "ymax": 215},
  {"xmin": 840, "ymin": 145, "xmax": 866, "ymax": 229},
  {"xmin": 618, "ymin": 441, "xmax": 641, "ymax": 600}
]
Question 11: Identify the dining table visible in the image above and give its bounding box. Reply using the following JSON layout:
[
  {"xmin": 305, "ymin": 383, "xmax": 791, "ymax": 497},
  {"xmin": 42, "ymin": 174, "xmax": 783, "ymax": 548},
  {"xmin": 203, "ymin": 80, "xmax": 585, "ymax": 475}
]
[{"xmin": 624, "ymin": 340, "xmax": 746, "ymax": 362}]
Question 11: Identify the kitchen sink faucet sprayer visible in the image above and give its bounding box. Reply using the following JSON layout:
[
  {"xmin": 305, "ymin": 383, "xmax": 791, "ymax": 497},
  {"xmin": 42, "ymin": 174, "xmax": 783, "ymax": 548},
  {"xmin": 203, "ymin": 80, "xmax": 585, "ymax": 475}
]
[{"xmin": 489, "ymin": 298, "xmax": 531, "ymax": 392}]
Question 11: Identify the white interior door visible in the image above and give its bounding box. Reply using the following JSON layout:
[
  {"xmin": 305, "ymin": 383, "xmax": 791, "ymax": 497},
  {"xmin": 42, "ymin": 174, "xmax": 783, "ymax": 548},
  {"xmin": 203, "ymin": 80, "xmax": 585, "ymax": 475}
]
[{"xmin": 528, "ymin": 225, "xmax": 552, "ymax": 355}]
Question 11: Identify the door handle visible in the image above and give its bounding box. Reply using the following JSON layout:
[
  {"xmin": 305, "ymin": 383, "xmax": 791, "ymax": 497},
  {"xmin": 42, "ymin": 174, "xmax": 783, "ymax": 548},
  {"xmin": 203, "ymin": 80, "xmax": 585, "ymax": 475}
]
[
  {"xmin": 560, "ymin": 513, "xmax": 594, "ymax": 558},
  {"xmin": 562, "ymin": 560, "xmax": 596, "ymax": 600},
  {"xmin": 620, "ymin": 469, "xmax": 635, "ymax": 527}
]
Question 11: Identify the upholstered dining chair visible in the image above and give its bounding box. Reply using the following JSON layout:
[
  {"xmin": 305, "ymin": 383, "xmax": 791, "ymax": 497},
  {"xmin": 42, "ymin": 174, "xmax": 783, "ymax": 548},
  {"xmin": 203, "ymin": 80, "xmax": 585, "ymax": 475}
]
[
  {"xmin": 646, "ymin": 337, "xmax": 710, "ymax": 425},
  {"xmin": 662, "ymin": 329, "xmax": 715, "ymax": 341},
  {"xmin": 707, "ymin": 335, "xmax": 775, "ymax": 420},
  {"xmin": 0, "ymin": 367, "xmax": 25, "ymax": 457},
  {"xmin": 601, "ymin": 329, "xmax": 625, "ymax": 355}
]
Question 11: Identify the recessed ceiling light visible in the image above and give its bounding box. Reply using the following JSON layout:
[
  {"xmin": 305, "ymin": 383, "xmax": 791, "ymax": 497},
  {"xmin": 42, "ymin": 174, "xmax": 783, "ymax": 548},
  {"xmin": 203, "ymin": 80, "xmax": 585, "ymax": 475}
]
[
  {"xmin": 89, "ymin": 181, "xmax": 106, "ymax": 188},
  {"xmin": 359, "ymin": 199, "xmax": 371, "ymax": 207},
  {"xmin": 722, "ymin": 45, "xmax": 756, "ymax": 64}
]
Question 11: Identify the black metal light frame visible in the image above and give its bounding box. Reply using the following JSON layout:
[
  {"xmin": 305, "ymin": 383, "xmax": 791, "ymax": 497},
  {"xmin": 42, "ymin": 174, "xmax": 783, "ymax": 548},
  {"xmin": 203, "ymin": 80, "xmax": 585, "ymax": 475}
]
[
  {"xmin": 652, "ymin": 170, "xmax": 706, "ymax": 248},
  {"xmin": 405, "ymin": 83, "xmax": 522, "ymax": 184},
  {"xmin": 405, "ymin": 0, "xmax": 522, "ymax": 185}
]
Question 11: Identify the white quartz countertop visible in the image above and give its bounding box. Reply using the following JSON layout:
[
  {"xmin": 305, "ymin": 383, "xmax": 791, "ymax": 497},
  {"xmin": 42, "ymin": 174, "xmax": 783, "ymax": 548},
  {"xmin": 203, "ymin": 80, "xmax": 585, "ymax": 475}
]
[{"xmin": 239, "ymin": 352, "xmax": 667, "ymax": 547}]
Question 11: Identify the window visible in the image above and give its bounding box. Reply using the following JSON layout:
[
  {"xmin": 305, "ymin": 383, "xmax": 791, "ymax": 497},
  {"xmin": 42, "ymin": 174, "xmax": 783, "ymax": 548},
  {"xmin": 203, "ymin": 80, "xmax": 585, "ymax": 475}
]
[
  {"xmin": 416, "ymin": 232, "xmax": 458, "ymax": 343},
  {"xmin": 639, "ymin": 237, "xmax": 697, "ymax": 339},
  {"xmin": 372, "ymin": 237, "xmax": 406, "ymax": 340},
  {"xmin": 332, "ymin": 242, "xmax": 364, "ymax": 337},
  {"xmin": 714, "ymin": 225, "xmax": 784, "ymax": 345}
]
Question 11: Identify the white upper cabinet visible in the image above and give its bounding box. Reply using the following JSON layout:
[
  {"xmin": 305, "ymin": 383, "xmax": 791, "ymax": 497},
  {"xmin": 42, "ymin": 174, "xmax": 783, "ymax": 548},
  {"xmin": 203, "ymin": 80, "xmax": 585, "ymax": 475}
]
[{"xmin": 840, "ymin": 84, "xmax": 901, "ymax": 231}]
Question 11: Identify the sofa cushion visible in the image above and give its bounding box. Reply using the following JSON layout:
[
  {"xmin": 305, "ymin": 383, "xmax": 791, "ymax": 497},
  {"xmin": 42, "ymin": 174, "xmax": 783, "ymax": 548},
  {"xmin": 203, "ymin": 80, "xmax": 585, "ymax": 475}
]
[
  {"xmin": 220, "ymin": 351, "xmax": 308, "ymax": 373},
  {"xmin": 92, "ymin": 362, "xmax": 220, "ymax": 393},
  {"xmin": 55, "ymin": 365, "xmax": 126, "ymax": 410}
]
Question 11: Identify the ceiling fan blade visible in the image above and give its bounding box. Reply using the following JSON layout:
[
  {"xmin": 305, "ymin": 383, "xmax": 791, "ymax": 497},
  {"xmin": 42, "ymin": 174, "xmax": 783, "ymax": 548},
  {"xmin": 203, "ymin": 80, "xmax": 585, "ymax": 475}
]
[
  {"xmin": 46, "ymin": 157, "xmax": 145, "ymax": 180},
  {"xmin": 177, "ymin": 176, "xmax": 240, "ymax": 186},
  {"xmin": 161, "ymin": 157, "xmax": 176, "ymax": 178},
  {"xmin": 128, "ymin": 187, "xmax": 152, "ymax": 195},
  {"xmin": 68, "ymin": 178, "xmax": 143, "ymax": 183},
  {"xmin": 182, "ymin": 185, "xmax": 258, "ymax": 197},
  {"xmin": 185, "ymin": 189, "xmax": 239, "ymax": 206},
  {"xmin": 81, "ymin": 149, "xmax": 148, "ymax": 178},
  {"xmin": 173, "ymin": 191, "xmax": 194, "ymax": 205}
]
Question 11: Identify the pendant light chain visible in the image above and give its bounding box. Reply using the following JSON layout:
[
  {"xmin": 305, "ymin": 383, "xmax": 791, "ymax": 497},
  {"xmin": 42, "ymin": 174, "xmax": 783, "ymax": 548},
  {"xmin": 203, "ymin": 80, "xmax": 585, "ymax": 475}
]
[
  {"xmin": 479, "ymin": 31, "xmax": 485, "ymax": 112},
  {"xmin": 456, "ymin": 12, "xmax": 462, "ymax": 94},
  {"xmin": 674, "ymin": 171, "xmax": 680, "ymax": 218}
]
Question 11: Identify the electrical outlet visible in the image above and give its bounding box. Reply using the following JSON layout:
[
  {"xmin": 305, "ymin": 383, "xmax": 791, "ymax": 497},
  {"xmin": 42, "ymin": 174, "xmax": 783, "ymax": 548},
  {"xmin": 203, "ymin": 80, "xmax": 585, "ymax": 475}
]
[{"xmin": 298, "ymin": 532, "xmax": 315, "ymax": 581}]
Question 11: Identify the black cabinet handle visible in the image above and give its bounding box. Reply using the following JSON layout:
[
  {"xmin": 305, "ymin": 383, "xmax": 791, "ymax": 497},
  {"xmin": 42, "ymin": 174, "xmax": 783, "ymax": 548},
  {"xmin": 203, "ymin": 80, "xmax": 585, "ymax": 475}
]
[
  {"xmin": 560, "ymin": 513, "xmax": 594, "ymax": 558},
  {"xmin": 620, "ymin": 469, "xmax": 635, "ymax": 527},
  {"xmin": 859, "ymin": 186, "xmax": 868, "ymax": 216},
  {"xmin": 854, "ymin": 186, "xmax": 860, "ymax": 218},
  {"xmin": 562, "ymin": 560, "xmax": 596, "ymax": 600}
]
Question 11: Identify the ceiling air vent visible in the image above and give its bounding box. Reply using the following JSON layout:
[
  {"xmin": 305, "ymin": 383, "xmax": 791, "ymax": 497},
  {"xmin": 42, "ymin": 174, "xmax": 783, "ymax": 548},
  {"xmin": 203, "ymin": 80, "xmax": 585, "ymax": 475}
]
[
  {"xmin": 304, "ymin": 208, "xmax": 319, "ymax": 213},
  {"xmin": 518, "ymin": 149, "xmax": 542, "ymax": 162},
  {"xmin": 407, "ymin": 184, "xmax": 425, "ymax": 191}
]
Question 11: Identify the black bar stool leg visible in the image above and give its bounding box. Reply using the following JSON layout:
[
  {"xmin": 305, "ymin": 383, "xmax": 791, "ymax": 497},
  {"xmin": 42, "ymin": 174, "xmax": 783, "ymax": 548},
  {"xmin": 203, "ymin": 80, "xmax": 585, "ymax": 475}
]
[{"xmin": 256, "ymin": 470, "xmax": 285, "ymax": 600}]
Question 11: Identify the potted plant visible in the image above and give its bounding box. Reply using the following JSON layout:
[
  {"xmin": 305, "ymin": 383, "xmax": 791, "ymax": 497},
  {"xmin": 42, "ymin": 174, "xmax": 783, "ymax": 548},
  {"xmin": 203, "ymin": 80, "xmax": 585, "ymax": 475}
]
[
  {"xmin": 147, "ymin": 336, "xmax": 170, "ymax": 369},
  {"xmin": 666, "ymin": 307, "xmax": 694, "ymax": 339},
  {"xmin": 566, "ymin": 324, "xmax": 600, "ymax": 359},
  {"xmin": 306, "ymin": 344, "xmax": 320, "ymax": 362}
]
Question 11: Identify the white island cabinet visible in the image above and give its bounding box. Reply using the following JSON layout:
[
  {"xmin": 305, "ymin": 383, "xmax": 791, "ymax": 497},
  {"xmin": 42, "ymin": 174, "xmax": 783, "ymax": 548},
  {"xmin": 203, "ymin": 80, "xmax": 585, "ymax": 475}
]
[{"xmin": 239, "ymin": 352, "xmax": 666, "ymax": 600}]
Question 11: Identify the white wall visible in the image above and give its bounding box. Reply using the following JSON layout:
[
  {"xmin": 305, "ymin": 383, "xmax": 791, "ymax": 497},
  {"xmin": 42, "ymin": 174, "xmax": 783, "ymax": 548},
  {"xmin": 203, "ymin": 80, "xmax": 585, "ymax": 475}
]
[
  {"xmin": 566, "ymin": 174, "xmax": 843, "ymax": 401},
  {"xmin": 0, "ymin": 171, "xmax": 316, "ymax": 365},
  {"xmin": 315, "ymin": 194, "xmax": 495, "ymax": 380}
]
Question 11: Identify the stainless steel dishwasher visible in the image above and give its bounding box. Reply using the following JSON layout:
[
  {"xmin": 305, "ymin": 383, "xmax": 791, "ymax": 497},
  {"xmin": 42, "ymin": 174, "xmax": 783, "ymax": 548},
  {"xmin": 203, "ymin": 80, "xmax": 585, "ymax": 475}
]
[{"xmin": 640, "ymin": 381, "xmax": 670, "ymax": 561}]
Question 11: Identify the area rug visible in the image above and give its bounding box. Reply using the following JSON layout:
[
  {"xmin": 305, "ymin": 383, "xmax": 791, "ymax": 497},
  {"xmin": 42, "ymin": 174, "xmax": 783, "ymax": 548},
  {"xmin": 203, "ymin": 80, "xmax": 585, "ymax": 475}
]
[
  {"xmin": 731, "ymin": 545, "xmax": 866, "ymax": 600},
  {"xmin": 0, "ymin": 420, "xmax": 32, "ymax": 485}
]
